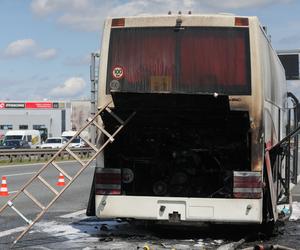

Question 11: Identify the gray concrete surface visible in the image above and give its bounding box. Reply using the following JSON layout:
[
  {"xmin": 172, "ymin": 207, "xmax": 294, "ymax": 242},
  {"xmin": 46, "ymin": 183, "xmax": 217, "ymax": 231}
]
[{"xmin": 0, "ymin": 161, "xmax": 95, "ymax": 248}]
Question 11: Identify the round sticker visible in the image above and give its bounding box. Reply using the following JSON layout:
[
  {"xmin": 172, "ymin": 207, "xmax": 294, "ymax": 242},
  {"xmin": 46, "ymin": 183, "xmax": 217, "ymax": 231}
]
[
  {"xmin": 110, "ymin": 80, "xmax": 120, "ymax": 90},
  {"xmin": 112, "ymin": 65, "xmax": 124, "ymax": 79}
]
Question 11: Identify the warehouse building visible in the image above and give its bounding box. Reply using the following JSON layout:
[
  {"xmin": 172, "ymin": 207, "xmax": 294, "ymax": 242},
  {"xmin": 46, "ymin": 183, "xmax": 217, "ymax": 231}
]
[{"xmin": 0, "ymin": 101, "xmax": 71, "ymax": 140}]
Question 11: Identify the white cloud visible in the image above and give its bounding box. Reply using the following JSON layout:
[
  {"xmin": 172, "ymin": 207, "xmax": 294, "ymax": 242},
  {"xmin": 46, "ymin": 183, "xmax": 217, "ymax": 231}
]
[
  {"xmin": 2, "ymin": 38, "xmax": 58, "ymax": 60},
  {"xmin": 31, "ymin": 0, "xmax": 92, "ymax": 16},
  {"xmin": 35, "ymin": 48, "xmax": 57, "ymax": 60},
  {"xmin": 4, "ymin": 39, "xmax": 36, "ymax": 57},
  {"xmin": 204, "ymin": 0, "xmax": 293, "ymax": 9},
  {"xmin": 31, "ymin": 0, "xmax": 68, "ymax": 16},
  {"xmin": 50, "ymin": 77, "xmax": 86, "ymax": 97},
  {"xmin": 30, "ymin": 0, "xmax": 294, "ymax": 31},
  {"xmin": 57, "ymin": 14, "xmax": 102, "ymax": 32}
]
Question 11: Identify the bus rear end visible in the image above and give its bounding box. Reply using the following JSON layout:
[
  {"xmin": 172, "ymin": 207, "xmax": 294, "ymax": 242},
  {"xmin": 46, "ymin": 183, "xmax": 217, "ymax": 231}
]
[{"xmin": 95, "ymin": 14, "xmax": 265, "ymax": 224}]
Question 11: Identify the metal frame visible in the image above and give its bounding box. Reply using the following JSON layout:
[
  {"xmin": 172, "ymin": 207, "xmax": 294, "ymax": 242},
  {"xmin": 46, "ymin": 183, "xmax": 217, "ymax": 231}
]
[
  {"xmin": 267, "ymin": 93, "xmax": 300, "ymax": 205},
  {"xmin": 90, "ymin": 52, "xmax": 100, "ymax": 145}
]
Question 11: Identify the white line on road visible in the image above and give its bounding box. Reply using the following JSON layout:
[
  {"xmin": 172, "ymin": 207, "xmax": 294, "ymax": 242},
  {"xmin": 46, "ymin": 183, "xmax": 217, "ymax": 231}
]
[
  {"xmin": 5, "ymin": 172, "xmax": 36, "ymax": 177},
  {"xmin": 0, "ymin": 209, "xmax": 87, "ymax": 238},
  {"xmin": 59, "ymin": 209, "xmax": 86, "ymax": 218},
  {"xmin": 9, "ymin": 190, "xmax": 18, "ymax": 194},
  {"xmin": 0, "ymin": 226, "xmax": 26, "ymax": 238}
]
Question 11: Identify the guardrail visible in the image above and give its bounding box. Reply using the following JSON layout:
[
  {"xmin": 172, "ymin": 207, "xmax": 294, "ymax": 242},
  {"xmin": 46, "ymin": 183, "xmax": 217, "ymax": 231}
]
[{"xmin": 0, "ymin": 147, "xmax": 93, "ymax": 163}]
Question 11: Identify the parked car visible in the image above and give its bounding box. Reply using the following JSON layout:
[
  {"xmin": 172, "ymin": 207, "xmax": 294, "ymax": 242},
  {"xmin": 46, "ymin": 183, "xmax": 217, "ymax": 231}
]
[
  {"xmin": 41, "ymin": 137, "xmax": 67, "ymax": 149},
  {"xmin": 0, "ymin": 139, "xmax": 31, "ymax": 149},
  {"xmin": 61, "ymin": 130, "xmax": 86, "ymax": 148},
  {"xmin": 4, "ymin": 130, "xmax": 41, "ymax": 148}
]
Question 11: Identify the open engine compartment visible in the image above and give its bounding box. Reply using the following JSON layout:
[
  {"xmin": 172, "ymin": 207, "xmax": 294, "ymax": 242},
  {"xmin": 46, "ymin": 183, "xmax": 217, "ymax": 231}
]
[{"xmin": 101, "ymin": 93, "xmax": 251, "ymax": 198}]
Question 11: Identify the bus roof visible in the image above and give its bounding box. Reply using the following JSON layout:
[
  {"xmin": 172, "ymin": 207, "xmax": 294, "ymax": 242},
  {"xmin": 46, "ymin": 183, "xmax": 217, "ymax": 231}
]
[{"xmin": 106, "ymin": 14, "xmax": 259, "ymax": 29}]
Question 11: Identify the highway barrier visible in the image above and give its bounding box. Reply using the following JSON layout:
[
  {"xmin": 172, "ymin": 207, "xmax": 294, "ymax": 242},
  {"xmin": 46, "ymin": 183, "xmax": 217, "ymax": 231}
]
[{"xmin": 0, "ymin": 148, "xmax": 93, "ymax": 164}]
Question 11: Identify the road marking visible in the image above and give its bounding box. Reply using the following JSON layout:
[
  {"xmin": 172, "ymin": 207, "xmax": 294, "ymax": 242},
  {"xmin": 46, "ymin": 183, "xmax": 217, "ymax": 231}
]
[
  {"xmin": 0, "ymin": 209, "xmax": 87, "ymax": 238},
  {"xmin": 5, "ymin": 172, "xmax": 36, "ymax": 177},
  {"xmin": 59, "ymin": 209, "xmax": 86, "ymax": 218},
  {"xmin": 9, "ymin": 190, "xmax": 18, "ymax": 194},
  {"xmin": 0, "ymin": 226, "xmax": 26, "ymax": 238}
]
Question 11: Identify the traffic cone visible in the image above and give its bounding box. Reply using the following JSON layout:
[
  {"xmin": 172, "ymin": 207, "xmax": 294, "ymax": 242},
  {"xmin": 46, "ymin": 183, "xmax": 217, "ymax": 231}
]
[
  {"xmin": 56, "ymin": 173, "xmax": 65, "ymax": 186},
  {"xmin": 0, "ymin": 176, "xmax": 9, "ymax": 196}
]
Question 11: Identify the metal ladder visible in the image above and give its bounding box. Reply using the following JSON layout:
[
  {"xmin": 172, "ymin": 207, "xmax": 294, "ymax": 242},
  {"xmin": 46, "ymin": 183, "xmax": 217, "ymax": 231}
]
[{"xmin": 0, "ymin": 100, "xmax": 136, "ymax": 245}]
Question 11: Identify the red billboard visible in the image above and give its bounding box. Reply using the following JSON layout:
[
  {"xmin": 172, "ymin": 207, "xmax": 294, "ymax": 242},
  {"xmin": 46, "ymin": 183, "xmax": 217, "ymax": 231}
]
[{"xmin": 25, "ymin": 102, "xmax": 53, "ymax": 109}]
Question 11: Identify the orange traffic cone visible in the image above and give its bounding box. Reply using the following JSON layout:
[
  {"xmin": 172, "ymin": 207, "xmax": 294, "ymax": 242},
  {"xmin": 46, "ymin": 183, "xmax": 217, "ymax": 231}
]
[
  {"xmin": 56, "ymin": 173, "xmax": 65, "ymax": 186},
  {"xmin": 0, "ymin": 176, "xmax": 9, "ymax": 196}
]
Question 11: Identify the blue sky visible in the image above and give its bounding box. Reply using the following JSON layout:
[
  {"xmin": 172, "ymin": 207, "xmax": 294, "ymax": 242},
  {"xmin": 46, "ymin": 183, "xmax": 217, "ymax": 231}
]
[{"xmin": 0, "ymin": 0, "xmax": 300, "ymax": 101}]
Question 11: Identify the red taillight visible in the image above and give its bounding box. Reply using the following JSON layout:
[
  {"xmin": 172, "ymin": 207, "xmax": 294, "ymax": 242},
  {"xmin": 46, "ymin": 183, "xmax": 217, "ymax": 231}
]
[
  {"xmin": 95, "ymin": 168, "xmax": 121, "ymax": 195},
  {"xmin": 111, "ymin": 18, "xmax": 125, "ymax": 27},
  {"xmin": 235, "ymin": 17, "xmax": 249, "ymax": 26},
  {"xmin": 233, "ymin": 171, "xmax": 262, "ymax": 199}
]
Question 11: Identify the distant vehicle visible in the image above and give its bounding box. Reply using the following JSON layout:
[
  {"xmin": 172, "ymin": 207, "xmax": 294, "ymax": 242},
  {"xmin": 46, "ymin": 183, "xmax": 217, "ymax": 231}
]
[
  {"xmin": 41, "ymin": 137, "xmax": 67, "ymax": 149},
  {"xmin": 4, "ymin": 130, "xmax": 41, "ymax": 148},
  {"xmin": 61, "ymin": 130, "xmax": 85, "ymax": 148},
  {"xmin": 0, "ymin": 139, "xmax": 30, "ymax": 149}
]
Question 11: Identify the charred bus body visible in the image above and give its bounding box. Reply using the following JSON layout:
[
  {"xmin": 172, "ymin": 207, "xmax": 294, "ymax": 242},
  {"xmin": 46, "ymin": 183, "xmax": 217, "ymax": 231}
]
[{"xmin": 91, "ymin": 15, "xmax": 290, "ymax": 225}]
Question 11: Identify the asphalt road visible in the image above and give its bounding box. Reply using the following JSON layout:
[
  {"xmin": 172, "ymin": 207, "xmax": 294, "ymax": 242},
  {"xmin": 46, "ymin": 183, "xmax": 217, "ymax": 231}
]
[
  {"xmin": 0, "ymin": 162, "xmax": 300, "ymax": 249},
  {"xmin": 0, "ymin": 161, "xmax": 95, "ymax": 248}
]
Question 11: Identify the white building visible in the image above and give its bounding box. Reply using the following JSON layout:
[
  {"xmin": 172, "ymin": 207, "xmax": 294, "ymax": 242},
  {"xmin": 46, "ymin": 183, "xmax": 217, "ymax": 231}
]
[{"xmin": 0, "ymin": 101, "xmax": 71, "ymax": 140}]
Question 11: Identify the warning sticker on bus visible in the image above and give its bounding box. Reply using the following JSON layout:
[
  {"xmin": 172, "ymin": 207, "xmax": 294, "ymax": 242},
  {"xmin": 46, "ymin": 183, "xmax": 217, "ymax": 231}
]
[{"xmin": 112, "ymin": 65, "xmax": 124, "ymax": 80}]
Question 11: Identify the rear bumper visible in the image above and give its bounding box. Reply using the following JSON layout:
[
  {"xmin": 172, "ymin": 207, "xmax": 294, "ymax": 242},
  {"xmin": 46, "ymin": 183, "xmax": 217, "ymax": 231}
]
[{"xmin": 95, "ymin": 195, "xmax": 263, "ymax": 224}]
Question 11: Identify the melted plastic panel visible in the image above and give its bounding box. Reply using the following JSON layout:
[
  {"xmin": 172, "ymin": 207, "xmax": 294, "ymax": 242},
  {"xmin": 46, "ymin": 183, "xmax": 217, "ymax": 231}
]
[
  {"xmin": 101, "ymin": 93, "xmax": 251, "ymax": 198},
  {"xmin": 107, "ymin": 27, "xmax": 251, "ymax": 95}
]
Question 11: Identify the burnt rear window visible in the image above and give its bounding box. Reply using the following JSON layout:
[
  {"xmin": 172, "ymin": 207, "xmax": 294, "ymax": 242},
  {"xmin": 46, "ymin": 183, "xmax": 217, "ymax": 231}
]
[{"xmin": 107, "ymin": 27, "xmax": 251, "ymax": 95}]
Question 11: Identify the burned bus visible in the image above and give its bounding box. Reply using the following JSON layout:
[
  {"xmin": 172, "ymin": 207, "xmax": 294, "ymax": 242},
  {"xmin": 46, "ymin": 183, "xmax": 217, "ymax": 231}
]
[{"xmin": 88, "ymin": 14, "xmax": 296, "ymax": 227}]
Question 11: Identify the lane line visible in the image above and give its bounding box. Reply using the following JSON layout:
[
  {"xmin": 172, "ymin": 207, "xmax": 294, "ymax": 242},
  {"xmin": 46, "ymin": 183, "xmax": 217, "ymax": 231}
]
[
  {"xmin": 59, "ymin": 209, "xmax": 86, "ymax": 218},
  {"xmin": 0, "ymin": 226, "xmax": 26, "ymax": 238},
  {"xmin": 2, "ymin": 173, "xmax": 36, "ymax": 196},
  {"xmin": 9, "ymin": 190, "xmax": 18, "ymax": 194},
  {"xmin": 5, "ymin": 172, "xmax": 36, "ymax": 177}
]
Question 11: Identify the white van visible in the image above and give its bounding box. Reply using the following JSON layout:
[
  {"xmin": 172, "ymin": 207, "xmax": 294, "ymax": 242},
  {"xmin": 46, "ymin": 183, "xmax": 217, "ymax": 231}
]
[
  {"xmin": 61, "ymin": 130, "xmax": 85, "ymax": 148},
  {"xmin": 4, "ymin": 130, "xmax": 41, "ymax": 148}
]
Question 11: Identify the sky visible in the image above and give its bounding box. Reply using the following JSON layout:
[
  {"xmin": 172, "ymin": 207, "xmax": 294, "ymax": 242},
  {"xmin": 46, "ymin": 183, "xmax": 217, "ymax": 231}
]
[{"xmin": 1, "ymin": 0, "xmax": 300, "ymax": 101}]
